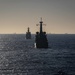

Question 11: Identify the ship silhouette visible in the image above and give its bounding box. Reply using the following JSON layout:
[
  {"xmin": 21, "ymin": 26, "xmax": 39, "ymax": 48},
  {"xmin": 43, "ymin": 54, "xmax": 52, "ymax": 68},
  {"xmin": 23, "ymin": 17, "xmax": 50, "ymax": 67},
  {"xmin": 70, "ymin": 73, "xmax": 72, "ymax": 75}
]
[
  {"xmin": 35, "ymin": 18, "xmax": 48, "ymax": 48},
  {"xmin": 26, "ymin": 27, "xmax": 31, "ymax": 39}
]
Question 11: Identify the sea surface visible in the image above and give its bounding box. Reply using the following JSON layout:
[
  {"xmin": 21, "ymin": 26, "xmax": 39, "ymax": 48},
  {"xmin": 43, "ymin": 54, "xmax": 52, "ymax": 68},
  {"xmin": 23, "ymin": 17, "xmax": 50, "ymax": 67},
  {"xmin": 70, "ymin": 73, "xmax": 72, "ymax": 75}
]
[{"xmin": 0, "ymin": 34, "xmax": 75, "ymax": 75}]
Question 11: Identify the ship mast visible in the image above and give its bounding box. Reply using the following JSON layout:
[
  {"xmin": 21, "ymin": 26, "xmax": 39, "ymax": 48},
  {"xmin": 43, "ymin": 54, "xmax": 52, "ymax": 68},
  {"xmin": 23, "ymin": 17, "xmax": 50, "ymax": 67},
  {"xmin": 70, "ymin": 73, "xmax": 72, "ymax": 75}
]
[
  {"xmin": 40, "ymin": 18, "xmax": 43, "ymax": 33},
  {"xmin": 28, "ymin": 27, "xmax": 29, "ymax": 32}
]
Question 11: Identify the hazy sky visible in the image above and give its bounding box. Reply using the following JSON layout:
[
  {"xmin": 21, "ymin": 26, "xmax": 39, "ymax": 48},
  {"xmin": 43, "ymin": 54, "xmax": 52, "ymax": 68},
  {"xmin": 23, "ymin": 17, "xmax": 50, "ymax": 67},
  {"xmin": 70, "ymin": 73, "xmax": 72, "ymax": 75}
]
[{"xmin": 0, "ymin": 0, "xmax": 75, "ymax": 34}]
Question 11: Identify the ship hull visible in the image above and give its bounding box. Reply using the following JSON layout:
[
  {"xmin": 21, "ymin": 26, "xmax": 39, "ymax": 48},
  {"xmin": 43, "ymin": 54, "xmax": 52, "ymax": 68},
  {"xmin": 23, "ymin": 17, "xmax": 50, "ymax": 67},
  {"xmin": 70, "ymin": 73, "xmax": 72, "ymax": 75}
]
[
  {"xmin": 26, "ymin": 32, "xmax": 31, "ymax": 39},
  {"xmin": 35, "ymin": 33, "xmax": 48, "ymax": 48}
]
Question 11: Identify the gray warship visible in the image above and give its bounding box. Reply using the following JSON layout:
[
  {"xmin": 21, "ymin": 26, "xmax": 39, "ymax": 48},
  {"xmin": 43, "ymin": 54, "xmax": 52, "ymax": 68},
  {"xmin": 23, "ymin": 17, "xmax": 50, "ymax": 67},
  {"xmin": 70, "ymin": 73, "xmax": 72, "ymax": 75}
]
[
  {"xmin": 35, "ymin": 18, "xmax": 48, "ymax": 48},
  {"xmin": 26, "ymin": 27, "xmax": 31, "ymax": 39}
]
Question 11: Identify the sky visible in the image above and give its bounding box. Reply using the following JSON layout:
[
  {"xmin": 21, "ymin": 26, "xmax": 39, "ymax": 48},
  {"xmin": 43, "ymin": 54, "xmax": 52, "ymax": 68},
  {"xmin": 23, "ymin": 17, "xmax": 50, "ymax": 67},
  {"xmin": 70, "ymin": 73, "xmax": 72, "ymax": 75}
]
[{"xmin": 0, "ymin": 0, "xmax": 75, "ymax": 34}]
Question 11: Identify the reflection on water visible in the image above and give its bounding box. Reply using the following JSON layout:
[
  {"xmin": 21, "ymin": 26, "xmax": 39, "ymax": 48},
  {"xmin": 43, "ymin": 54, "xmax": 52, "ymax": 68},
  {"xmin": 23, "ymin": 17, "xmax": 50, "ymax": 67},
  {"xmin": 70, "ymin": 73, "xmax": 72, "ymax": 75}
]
[{"xmin": 0, "ymin": 34, "xmax": 75, "ymax": 75}]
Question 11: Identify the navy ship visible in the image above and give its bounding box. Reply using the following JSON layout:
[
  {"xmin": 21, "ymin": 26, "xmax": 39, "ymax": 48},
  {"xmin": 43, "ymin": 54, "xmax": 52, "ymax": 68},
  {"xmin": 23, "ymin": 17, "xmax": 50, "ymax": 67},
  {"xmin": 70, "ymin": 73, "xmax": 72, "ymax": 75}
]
[
  {"xmin": 35, "ymin": 18, "xmax": 48, "ymax": 48},
  {"xmin": 26, "ymin": 27, "xmax": 31, "ymax": 39}
]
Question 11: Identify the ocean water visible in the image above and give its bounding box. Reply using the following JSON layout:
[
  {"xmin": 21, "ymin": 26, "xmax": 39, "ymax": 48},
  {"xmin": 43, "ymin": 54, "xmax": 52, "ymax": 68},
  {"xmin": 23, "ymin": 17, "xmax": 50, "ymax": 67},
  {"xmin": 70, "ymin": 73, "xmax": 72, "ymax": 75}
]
[{"xmin": 0, "ymin": 34, "xmax": 75, "ymax": 75}]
